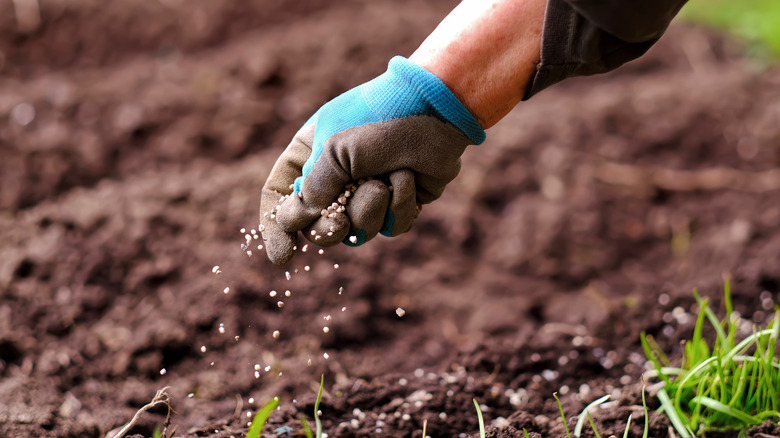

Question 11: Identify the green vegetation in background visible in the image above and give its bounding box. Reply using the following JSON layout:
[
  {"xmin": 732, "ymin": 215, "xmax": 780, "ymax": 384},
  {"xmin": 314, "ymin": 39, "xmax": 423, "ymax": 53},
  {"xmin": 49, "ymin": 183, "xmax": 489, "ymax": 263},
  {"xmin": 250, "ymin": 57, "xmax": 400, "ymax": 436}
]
[{"xmin": 679, "ymin": 0, "xmax": 780, "ymax": 56}]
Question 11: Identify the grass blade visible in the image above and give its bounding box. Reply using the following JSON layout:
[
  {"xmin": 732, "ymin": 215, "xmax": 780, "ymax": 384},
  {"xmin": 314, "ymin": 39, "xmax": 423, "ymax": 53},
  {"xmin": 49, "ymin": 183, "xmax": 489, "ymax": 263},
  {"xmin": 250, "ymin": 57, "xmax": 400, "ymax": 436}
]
[
  {"xmin": 574, "ymin": 395, "xmax": 610, "ymax": 437},
  {"xmin": 473, "ymin": 399, "xmax": 486, "ymax": 438},
  {"xmin": 642, "ymin": 385, "xmax": 649, "ymax": 438},
  {"xmin": 314, "ymin": 375, "xmax": 324, "ymax": 438},
  {"xmin": 246, "ymin": 396, "xmax": 280, "ymax": 438},
  {"xmin": 691, "ymin": 396, "xmax": 762, "ymax": 425},
  {"xmin": 586, "ymin": 410, "xmax": 602, "ymax": 438},
  {"xmin": 523, "ymin": 428, "xmax": 531, "ymax": 438},
  {"xmin": 657, "ymin": 387, "xmax": 692, "ymax": 438},
  {"xmin": 553, "ymin": 392, "xmax": 572, "ymax": 438},
  {"xmin": 301, "ymin": 416, "xmax": 313, "ymax": 438},
  {"xmin": 422, "ymin": 418, "xmax": 428, "ymax": 438},
  {"xmin": 622, "ymin": 414, "xmax": 633, "ymax": 438}
]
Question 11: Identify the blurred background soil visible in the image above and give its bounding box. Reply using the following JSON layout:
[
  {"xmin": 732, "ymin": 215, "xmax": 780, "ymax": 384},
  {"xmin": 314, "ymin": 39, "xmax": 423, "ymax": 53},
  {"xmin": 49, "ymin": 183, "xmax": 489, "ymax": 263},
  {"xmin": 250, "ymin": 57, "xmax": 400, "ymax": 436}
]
[{"xmin": 2, "ymin": 1, "xmax": 780, "ymax": 437}]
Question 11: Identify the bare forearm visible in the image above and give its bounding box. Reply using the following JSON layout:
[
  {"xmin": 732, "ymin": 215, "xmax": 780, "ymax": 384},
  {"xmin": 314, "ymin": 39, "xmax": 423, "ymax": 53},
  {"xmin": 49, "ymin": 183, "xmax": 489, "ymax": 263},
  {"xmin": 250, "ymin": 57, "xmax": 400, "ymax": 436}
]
[{"xmin": 409, "ymin": 0, "xmax": 546, "ymax": 129}]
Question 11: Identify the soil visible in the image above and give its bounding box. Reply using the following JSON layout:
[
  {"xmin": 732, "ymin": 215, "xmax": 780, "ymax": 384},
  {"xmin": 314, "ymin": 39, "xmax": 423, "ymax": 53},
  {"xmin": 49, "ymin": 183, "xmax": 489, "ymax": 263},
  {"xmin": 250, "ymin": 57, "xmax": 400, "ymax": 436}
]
[{"xmin": 2, "ymin": 1, "xmax": 780, "ymax": 437}]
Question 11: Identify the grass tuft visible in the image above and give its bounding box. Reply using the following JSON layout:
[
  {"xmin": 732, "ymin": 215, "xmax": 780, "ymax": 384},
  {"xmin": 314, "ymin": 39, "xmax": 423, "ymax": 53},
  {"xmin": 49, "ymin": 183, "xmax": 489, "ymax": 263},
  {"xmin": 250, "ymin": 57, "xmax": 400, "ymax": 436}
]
[{"xmin": 643, "ymin": 280, "xmax": 780, "ymax": 434}]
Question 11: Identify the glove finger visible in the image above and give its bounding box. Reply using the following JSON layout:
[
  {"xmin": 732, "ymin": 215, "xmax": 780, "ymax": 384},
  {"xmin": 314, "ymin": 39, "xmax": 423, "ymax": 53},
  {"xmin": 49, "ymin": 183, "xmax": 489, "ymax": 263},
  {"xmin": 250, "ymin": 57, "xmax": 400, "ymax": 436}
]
[
  {"xmin": 276, "ymin": 141, "xmax": 353, "ymax": 232},
  {"xmin": 302, "ymin": 211, "xmax": 350, "ymax": 247},
  {"xmin": 260, "ymin": 191, "xmax": 298, "ymax": 265},
  {"xmin": 380, "ymin": 169, "xmax": 418, "ymax": 237},
  {"xmin": 344, "ymin": 179, "xmax": 390, "ymax": 246},
  {"xmin": 259, "ymin": 127, "xmax": 314, "ymax": 265}
]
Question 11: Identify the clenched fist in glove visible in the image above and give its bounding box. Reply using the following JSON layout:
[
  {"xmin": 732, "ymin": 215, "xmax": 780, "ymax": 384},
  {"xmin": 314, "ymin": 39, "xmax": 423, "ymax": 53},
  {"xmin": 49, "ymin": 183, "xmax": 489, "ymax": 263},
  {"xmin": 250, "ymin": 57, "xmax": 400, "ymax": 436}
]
[{"xmin": 259, "ymin": 56, "xmax": 485, "ymax": 265}]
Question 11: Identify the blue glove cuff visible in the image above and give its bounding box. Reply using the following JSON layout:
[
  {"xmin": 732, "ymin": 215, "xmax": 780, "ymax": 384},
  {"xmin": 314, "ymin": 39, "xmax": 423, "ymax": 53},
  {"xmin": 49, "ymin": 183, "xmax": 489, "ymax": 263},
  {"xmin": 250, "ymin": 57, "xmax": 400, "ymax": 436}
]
[{"xmin": 360, "ymin": 56, "xmax": 486, "ymax": 145}]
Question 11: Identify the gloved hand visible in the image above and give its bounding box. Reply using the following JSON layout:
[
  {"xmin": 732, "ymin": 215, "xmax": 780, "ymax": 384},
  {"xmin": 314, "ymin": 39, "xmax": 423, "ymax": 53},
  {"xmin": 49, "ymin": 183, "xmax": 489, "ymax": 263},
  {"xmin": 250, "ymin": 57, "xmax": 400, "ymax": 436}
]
[{"xmin": 260, "ymin": 56, "xmax": 485, "ymax": 265}]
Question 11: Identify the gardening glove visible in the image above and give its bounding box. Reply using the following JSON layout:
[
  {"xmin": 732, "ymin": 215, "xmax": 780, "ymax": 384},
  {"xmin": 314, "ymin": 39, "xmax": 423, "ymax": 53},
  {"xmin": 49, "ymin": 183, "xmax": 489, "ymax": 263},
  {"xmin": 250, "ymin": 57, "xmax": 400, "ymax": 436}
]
[{"xmin": 260, "ymin": 56, "xmax": 486, "ymax": 265}]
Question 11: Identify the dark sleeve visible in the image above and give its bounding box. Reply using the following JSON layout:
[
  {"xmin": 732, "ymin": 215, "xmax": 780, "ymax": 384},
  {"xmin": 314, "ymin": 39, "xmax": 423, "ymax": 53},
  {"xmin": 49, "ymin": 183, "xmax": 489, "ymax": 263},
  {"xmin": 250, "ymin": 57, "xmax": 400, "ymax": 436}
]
[{"xmin": 524, "ymin": 0, "xmax": 688, "ymax": 99}]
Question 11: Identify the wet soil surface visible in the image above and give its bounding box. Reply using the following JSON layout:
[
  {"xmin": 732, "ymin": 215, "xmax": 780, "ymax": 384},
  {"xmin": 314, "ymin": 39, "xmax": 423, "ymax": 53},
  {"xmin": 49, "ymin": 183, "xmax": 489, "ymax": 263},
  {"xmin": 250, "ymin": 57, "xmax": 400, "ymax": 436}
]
[{"xmin": 2, "ymin": 1, "xmax": 780, "ymax": 437}]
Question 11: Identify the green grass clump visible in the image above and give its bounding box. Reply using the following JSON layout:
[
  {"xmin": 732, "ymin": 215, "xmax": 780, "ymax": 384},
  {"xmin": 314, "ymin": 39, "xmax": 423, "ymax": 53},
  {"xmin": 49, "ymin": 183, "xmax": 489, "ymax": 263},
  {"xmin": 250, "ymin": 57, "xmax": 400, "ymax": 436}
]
[
  {"xmin": 642, "ymin": 281, "xmax": 780, "ymax": 436},
  {"xmin": 679, "ymin": 0, "xmax": 780, "ymax": 56}
]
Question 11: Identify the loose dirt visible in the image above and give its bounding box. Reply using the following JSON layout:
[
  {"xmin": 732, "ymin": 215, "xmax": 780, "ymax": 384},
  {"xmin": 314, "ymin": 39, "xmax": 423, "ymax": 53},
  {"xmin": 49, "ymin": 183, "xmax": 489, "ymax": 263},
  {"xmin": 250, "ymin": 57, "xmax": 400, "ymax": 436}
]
[{"xmin": 2, "ymin": 1, "xmax": 780, "ymax": 437}]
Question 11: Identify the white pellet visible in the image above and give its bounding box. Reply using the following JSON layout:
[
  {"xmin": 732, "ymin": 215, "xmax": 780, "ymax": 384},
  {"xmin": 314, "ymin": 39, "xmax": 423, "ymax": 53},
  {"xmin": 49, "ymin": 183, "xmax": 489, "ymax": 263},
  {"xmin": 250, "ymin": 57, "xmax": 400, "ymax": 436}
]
[
  {"xmin": 396, "ymin": 308, "xmax": 406, "ymax": 317},
  {"xmin": 223, "ymin": 287, "xmax": 230, "ymax": 294},
  {"xmin": 272, "ymin": 330, "xmax": 280, "ymax": 339}
]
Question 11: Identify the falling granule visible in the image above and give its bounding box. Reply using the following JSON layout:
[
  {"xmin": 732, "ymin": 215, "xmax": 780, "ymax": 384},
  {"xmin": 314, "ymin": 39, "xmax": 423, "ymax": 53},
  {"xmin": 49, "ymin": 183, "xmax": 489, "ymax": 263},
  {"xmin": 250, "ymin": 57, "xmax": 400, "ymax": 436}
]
[
  {"xmin": 254, "ymin": 371, "xmax": 260, "ymax": 379},
  {"xmin": 323, "ymin": 327, "xmax": 330, "ymax": 333},
  {"xmin": 323, "ymin": 353, "xmax": 329, "ymax": 359},
  {"xmin": 396, "ymin": 307, "xmax": 406, "ymax": 317},
  {"xmin": 272, "ymin": 330, "xmax": 280, "ymax": 339},
  {"xmin": 338, "ymin": 287, "xmax": 344, "ymax": 295},
  {"xmin": 285, "ymin": 271, "xmax": 291, "ymax": 281},
  {"xmin": 234, "ymin": 336, "xmax": 240, "ymax": 341},
  {"xmin": 200, "ymin": 345, "xmax": 207, "ymax": 353},
  {"xmin": 218, "ymin": 324, "xmax": 226, "ymax": 334},
  {"xmin": 269, "ymin": 290, "xmax": 277, "ymax": 297},
  {"xmin": 278, "ymin": 372, "xmax": 283, "ymax": 377},
  {"xmin": 284, "ymin": 290, "xmax": 291, "ymax": 297},
  {"xmin": 244, "ymin": 234, "xmax": 251, "ymax": 241},
  {"xmin": 318, "ymin": 249, "xmax": 324, "ymax": 255},
  {"xmin": 160, "ymin": 368, "xmax": 167, "ymax": 375},
  {"xmin": 349, "ymin": 235, "xmax": 357, "ymax": 244},
  {"xmin": 188, "ymin": 393, "xmax": 194, "ymax": 398},
  {"xmin": 333, "ymin": 264, "xmax": 339, "ymax": 269},
  {"xmin": 277, "ymin": 301, "xmax": 284, "ymax": 308},
  {"xmin": 241, "ymin": 243, "xmax": 248, "ymax": 251},
  {"xmin": 240, "ymin": 228, "xmax": 246, "ymax": 233},
  {"xmin": 341, "ymin": 307, "xmax": 346, "ymax": 312},
  {"xmin": 248, "ymin": 397, "xmax": 255, "ymax": 404},
  {"xmin": 251, "ymin": 229, "xmax": 257, "ymax": 235},
  {"xmin": 302, "ymin": 244, "xmax": 308, "ymax": 252},
  {"xmin": 307, "ymin": 359, "xmax": 312, "ymax": 366},
  {"xmin": 257, "ymin": 244, "xmax": 263, "ymax": 250},
  {"xmin": 304, "ymin": 265, "xmax": 310, "ymax": 272},
  {"xmin": 246, "ymin": 250, "xmax": 253, "ymax": 257},
  {"xmin": 324, "ymin": 315, "xmax": 331, "ymax": 321},
  {"xmin": 265, "ymin": 365, "xmax": 271, "ymax": 372},
  {"xmin": 254, "ymin": 364, "xmax": 261, "ymax": 370},
  {"xmin": 223, "ymin": 287, "xmax": 230, "ymax": 294},
  {"xmin": 211, "ymin": 265, "xmax": 221, "ymax": 274}
]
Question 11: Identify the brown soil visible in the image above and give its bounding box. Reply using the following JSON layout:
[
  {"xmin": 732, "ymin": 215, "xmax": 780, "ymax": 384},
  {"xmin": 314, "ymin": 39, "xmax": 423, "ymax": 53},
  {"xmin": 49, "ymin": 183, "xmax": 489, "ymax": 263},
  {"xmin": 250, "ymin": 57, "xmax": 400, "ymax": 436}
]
[{"xmin": 2, "ymin": 1, "xmax": 780, "ymax": 437}]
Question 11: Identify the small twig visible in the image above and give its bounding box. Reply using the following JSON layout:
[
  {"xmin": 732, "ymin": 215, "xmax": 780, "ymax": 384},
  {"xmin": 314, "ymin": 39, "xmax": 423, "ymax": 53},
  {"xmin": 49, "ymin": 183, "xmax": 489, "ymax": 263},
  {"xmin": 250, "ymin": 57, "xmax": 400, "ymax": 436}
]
[
  {"xmin": 109, "ymin": 387, "xmax": 172, "ymax": 438},
  {"xmin": 596, "ymin": 161, "xmax": 780, "ymax": 193},
  {"xmin": 232, "ymin": 394, "xmax": 243, "ymax": 421}
]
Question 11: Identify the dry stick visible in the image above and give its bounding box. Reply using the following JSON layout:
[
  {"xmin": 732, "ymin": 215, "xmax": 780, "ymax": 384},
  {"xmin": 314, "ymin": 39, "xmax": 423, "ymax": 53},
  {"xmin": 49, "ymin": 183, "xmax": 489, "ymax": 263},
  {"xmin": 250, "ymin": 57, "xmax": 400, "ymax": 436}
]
[
  {"xmin": 109, "ymin": 387, "xmax": 173, "ymax": 438},
  {"xmin": 596, "ymin": 161, "xmax": 780, "ymax": 193},
  {"xmin": 232, "ymin": 394, "xmax": 244, "ymax": 421}
]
